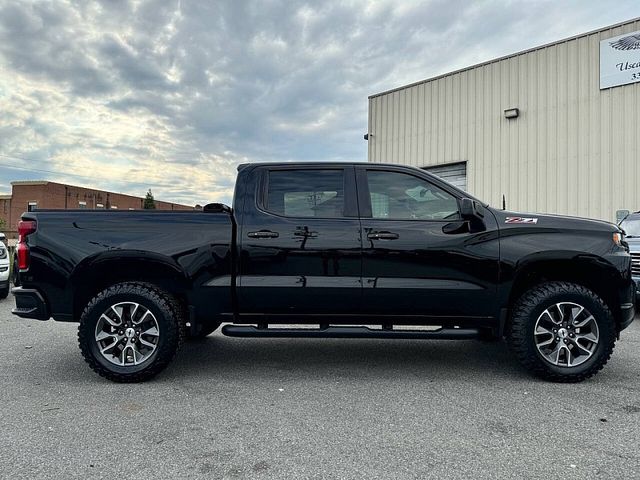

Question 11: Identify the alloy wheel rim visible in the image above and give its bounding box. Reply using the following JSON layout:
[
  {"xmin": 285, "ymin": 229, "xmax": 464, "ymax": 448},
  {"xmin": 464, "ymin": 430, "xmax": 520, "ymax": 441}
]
[
  {"xmin": 534, "ymin": 302, "xmax": 599, "ymax": 368},
  {"xmin": 94, "ymin": 302, "xmax": 160, "ymax": 366}
]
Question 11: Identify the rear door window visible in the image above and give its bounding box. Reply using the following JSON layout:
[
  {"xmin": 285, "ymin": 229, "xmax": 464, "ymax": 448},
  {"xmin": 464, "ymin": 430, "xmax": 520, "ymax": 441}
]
[{"xmin": 266, "ymin": 169, "xmax": 345, "ymax": 218}]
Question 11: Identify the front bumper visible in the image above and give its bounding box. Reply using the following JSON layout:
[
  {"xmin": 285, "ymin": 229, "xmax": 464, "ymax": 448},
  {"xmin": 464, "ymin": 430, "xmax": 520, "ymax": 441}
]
[
  {"xmin": 617, "ymin": 276, "xmax": 636, "ymax": 332},
  {"xmin": 633, "ymin": 276, "xmax": 640, "ymax": 300},
  {"xmin": 12, "ymin": 287, "xmax": 50, "ymax": 320},
  {"xmin": 0, "ymin": 265, "xmax": 9, "ymax": 283},
  {"xmin": 619, "ymin": 301, "xmax": 635, "ymax": 332}
]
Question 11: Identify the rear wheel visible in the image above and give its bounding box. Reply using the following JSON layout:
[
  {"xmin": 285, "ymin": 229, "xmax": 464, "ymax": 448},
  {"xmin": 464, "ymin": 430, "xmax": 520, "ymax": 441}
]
[
  {"xmin": 508, "ymin": 282, "xmax": 616, "ymax": 382},
  {"xmin": 0, "ymin": 287, "xmax": 8, "ymax": 299},
  {"xmin": 78, "ymin": 282, "xmax": 186, "ymax": 382}
]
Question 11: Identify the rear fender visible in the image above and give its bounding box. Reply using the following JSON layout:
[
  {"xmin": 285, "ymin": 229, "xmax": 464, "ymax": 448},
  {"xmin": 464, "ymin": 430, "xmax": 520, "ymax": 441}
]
[{"xmin": 70, "ymin": 250, "xmax": 190, "ymax": 318}]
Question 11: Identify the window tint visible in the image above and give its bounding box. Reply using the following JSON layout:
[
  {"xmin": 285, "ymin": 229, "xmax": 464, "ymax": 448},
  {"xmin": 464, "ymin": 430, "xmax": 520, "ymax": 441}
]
[
  {"xmin": 367, "ymin": 170, "xmax": 459, "ymax": 220},
  {"xmin": 267, "ymin": 169, "xmax": 345, "ymax": 218}
]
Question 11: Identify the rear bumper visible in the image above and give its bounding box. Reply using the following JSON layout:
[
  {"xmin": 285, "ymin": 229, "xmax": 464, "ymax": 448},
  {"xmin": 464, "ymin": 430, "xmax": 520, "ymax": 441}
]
[{"xmin": 12, "ymin": 287, "xmax": 49, "ymax": 320}]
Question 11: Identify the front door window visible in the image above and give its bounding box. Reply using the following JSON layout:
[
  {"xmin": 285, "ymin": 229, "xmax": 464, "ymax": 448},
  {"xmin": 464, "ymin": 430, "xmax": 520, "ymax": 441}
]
[{"xmin": 366, "ymin": 170, "xmax": 459, "ymax": 221}]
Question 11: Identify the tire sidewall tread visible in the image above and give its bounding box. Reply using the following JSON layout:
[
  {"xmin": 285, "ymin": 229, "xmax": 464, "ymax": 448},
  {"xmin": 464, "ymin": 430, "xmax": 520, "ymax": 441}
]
[
  {"xmin": 78, "ymin": 282, "xmax": 186, "ymax": 383},
  {"xmin": 508, "ymin": 281, "xmax": 616, "ymax": 383}
]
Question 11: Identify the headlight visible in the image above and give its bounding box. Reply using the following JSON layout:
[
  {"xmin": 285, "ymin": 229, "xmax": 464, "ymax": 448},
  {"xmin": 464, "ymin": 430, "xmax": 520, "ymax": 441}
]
[
  {"xmin": 613, "ymin": 232, "xmax": 623, "ymax": 246},
  {"xmin": 0, "ymin": 247, "xmax": 6, "ymax": 259}
]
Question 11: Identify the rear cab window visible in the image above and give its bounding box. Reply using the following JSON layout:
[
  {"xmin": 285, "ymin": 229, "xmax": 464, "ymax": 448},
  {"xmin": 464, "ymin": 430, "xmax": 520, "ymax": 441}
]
[{"xmin": 264, "ymin": 169, "xmax": 346, "ymax": 218}]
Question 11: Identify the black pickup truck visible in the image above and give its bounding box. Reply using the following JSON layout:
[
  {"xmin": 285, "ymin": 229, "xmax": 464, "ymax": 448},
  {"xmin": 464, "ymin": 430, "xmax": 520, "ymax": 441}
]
[{"xmin": 12, "ymin": 163, "xmax": 635, "ymax": 383}]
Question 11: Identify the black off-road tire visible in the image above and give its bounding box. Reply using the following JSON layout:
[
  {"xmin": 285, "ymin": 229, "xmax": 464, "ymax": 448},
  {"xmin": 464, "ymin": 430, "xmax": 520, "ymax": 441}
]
[
  {"xmin": 187, "ymin": 321, "xmax": 221, "ymax": 340},
  {"xmin": 0, "ymin": 287, "xmax": 8, "ymax": 300},
  {"xmin": 507, "ymin": 282, "xmax": 616, "ymax": 383},
  {"xmin": 78, "ymin": 282, "xmax": 186, "ymax": 383}
]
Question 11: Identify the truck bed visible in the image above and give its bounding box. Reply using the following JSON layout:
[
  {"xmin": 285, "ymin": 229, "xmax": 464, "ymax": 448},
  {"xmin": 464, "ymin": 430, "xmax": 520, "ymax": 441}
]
[{"xmin": 16, "ymin": 209, "xmax": 234, "ymax": 322}]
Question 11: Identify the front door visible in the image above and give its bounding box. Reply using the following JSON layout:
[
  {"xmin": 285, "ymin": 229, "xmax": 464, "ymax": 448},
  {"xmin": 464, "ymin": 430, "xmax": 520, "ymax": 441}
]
[
  {"xmin": 357, "ymin": 166, "xmax": 499, "ymax": 319},
  {"xmin": 238, "ymin": 166, "xmax": 362, "ymax": 316}
]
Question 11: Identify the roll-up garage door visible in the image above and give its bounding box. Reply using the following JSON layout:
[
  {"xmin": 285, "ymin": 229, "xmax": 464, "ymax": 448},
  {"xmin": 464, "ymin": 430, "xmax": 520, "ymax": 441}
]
[{"xmin": 423, "ymin": 162, "xmax": 467, "ymax": 191}]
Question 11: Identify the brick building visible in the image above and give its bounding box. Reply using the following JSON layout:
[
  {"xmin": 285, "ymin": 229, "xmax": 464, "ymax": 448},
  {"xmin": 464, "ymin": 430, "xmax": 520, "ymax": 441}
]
[{"xmin": 0, "ymin": 180, "xmax": 194, "ymax": 239}]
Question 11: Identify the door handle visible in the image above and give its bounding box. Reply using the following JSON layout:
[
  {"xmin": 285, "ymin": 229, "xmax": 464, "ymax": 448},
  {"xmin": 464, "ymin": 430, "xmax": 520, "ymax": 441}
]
[
  {"xmin": 247, "ymin": 230, "xmax": 279, "ymax": 239},
  {"xmin": 367, "ymin": 231, "xmax": 399, "ymax": 240}
]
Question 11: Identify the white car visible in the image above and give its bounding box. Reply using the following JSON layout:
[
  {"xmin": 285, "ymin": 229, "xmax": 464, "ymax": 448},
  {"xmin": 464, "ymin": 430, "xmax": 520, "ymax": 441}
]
[{"xmin": 0, "ymin": 233, "xmax": 9, "ymax": 299}]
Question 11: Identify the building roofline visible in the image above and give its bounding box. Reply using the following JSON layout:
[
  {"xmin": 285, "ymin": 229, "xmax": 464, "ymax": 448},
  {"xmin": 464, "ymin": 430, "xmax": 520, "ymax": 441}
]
[
  {"xmin": 9, "ymin": 179, "xmax": 193, "ymax": 208},
  {"xmin": 10, "ymin": 181, "xmax": 48, "ymax": 186},
  {"xmin": 368, "ymin": 16, "xmax": 640, "ymax": 99}
]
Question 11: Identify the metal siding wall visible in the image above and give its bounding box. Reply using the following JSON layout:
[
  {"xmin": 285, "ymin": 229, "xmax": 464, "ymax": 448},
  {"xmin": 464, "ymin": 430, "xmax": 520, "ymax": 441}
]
[
  {"xmin": 424, "ymin": 162, "xmax": 467, "ymax": 191},
  {"xmin": 368, "ymin": 19, "xmax": 640, "ymax": 221}
]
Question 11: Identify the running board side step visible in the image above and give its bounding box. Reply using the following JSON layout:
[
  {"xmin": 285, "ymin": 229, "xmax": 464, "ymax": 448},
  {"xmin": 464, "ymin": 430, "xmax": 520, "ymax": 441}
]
[{"xmin": 221, "ymin": 325, "xmax": 480, "ymax": 340}]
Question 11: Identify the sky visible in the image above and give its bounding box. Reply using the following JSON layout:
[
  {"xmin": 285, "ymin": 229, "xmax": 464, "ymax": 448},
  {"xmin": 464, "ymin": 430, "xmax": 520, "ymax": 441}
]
[{"xmin": 0, "ymin": 1, "xmax": 638, "ymax": 206}]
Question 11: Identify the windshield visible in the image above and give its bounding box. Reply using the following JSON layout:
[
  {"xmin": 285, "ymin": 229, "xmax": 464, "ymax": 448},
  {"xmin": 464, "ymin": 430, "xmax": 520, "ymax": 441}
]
[{"xmin": 620, "ymin": 216, "xmax": 640, "ymax": 237}]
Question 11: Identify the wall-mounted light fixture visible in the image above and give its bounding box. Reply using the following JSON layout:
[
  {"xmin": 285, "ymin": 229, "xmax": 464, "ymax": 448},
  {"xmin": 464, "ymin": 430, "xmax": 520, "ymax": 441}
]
[{"xmin": 504, "ymin": 108, "xmax": 519, "ymax": 119}]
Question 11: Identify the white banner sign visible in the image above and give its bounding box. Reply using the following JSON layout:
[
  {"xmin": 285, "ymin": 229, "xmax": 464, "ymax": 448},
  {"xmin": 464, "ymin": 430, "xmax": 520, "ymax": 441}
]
[{"xmin": 600, "ymin": 30, "xmax": 640, "ymax": 89}]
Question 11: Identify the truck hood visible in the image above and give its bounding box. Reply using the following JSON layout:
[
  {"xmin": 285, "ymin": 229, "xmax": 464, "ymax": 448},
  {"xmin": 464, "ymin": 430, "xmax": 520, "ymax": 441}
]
[{"xmin": 491, "ymin": 209, "xmax": 620, "ymax": 233}]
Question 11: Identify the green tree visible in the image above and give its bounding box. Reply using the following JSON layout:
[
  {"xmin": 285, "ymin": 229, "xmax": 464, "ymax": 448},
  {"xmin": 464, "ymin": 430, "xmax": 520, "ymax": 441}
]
[{"xmin": 143, "ymin": 189, "xmax": 156, "ymax": 209}]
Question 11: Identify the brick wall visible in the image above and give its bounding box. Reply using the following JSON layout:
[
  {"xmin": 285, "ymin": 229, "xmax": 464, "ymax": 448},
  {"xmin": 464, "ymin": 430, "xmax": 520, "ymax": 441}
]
[
  {"xmin": 0, "ymin": 181, "xmax": 193, "ymax": 239},
  {"xmin": 0, "ymin": 196, "xmax": 10, "ymax": 236}
]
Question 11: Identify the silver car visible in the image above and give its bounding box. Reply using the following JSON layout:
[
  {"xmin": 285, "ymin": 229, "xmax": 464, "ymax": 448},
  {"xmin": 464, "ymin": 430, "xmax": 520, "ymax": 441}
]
[
  {"xmin": 619, "ymin": 213, "xmax": 640, "ymax": 303},
  {"xmin": 0, "ymin": 233, "xmax": 9, "ymax": 299}
]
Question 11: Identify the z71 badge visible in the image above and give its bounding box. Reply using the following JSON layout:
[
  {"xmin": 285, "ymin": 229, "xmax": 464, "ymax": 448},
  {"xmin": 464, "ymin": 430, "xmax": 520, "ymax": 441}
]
[{"xmin": 505, "ymin": 217, "xmax": 538, "ymax": 224}]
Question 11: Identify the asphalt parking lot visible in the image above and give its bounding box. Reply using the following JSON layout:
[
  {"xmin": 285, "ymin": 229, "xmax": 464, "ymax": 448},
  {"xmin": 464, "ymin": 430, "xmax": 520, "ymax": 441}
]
[{"xmin": 0, "ymin": 297, "xmax": 639, "ymax": 479}]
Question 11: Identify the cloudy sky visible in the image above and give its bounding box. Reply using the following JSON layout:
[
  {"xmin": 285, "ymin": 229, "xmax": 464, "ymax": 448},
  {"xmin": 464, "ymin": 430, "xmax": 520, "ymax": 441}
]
[{"xmin": 0, "ymin": 1, "xmax": 637, "ymax": 206}]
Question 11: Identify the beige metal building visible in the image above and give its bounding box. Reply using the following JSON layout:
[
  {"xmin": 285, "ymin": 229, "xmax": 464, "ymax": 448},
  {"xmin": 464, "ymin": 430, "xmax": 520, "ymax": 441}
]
[{"xmin": 367, "ymin": 17, "xmax": 640, "ymax": 222}]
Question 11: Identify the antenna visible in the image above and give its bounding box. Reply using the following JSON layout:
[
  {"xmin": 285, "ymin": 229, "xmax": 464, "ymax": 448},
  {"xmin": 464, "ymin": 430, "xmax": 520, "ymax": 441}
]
[{"xmin": 502, "ymin": 194, "xmax": 506, "ymax": 210}]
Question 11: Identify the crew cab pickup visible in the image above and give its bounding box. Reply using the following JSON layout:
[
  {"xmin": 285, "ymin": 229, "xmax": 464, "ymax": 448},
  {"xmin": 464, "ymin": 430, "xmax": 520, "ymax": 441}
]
[{"xmin": 12, "ymin": 163, "xmax": 635, "ymax": 383}]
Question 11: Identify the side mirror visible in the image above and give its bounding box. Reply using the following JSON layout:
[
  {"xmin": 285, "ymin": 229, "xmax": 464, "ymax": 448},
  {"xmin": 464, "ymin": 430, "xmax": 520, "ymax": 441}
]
[
  {"xmin": 616, "ymin": 209, "xmax": 630, "ymax": 224},
  {"xmin": 460, "ymin": 198, "xmax": 484, "ymax": 220}
]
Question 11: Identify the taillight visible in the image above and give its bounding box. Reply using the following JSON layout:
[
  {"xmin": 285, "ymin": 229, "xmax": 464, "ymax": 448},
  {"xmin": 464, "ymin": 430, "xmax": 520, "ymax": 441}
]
[
  {"xmin": 17, "ymin": 243, "xmax": 29, "ymax": 270},
  {"xmin": 17, "ymin": 220, "xmax": 37, "ymax": 270},
  {"xmin": 18, "ymin": 220, "xmax": 37, "ymax": 239}
]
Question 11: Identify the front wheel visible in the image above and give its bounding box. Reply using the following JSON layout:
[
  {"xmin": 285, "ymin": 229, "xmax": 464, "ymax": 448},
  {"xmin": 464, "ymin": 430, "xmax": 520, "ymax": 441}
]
[
  {"xmin": 0, "ymin": 287, "xmax": 8, "ymax": 300},
  {"xmin": 78, "ymin": 282, "xmax": 186, "ymax": 382},
  {"xmin": 508, "ymin": 282, "xmax": 616, "ymax": 382}
]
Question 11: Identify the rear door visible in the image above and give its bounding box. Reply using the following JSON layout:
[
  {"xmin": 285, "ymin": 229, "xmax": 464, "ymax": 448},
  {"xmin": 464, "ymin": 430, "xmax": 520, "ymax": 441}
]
[
  {"xmin": 357, "ymin": 165, "xmax": 499, "ymax": 319},
  {"xmin": 238, "ymin": 165, "xmax": 362, "ymax": 316}
]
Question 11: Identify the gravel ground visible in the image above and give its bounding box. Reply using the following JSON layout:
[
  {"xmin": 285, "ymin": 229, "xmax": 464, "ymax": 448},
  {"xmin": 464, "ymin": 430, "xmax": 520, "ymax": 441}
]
[{"xmin": 0, "ymin": 296, "xmax": 639, "ymax": 479}]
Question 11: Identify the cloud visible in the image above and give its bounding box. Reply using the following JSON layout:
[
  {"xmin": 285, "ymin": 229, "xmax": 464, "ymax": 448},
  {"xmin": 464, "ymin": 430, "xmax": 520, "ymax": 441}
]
[{"xmin": 0, "ymin": 0, "xmax": 637, "ymax": 205}]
